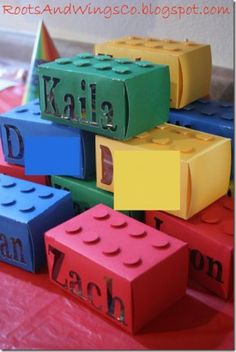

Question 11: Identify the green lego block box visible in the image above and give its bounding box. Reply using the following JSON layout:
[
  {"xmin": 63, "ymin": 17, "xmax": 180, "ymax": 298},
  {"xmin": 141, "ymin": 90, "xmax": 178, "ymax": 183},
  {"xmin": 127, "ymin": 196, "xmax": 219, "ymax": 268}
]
[
  {"xmin": 51, "ymin": 175, "xmax": 144, "ymax": 222},
  {"xmin": 39, "ymin": 53, "xmax": 170, "ymax": 140}
]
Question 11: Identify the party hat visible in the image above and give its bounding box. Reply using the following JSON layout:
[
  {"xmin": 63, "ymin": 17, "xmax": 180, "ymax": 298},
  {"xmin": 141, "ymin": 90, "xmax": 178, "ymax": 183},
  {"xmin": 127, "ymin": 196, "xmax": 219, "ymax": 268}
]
[{"xmin": 22, "ymin": 20, "xmax": 60, "ymax": 103}]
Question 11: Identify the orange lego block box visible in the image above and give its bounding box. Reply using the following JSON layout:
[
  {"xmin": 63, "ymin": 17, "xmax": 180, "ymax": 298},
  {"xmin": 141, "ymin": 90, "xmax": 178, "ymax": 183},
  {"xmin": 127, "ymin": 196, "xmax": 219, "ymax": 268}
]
[
  {"xmin": 0, "ymin": 141, "xmax": 48, "ymax": 185},
  {"xmin": 95, "ymin": 36, "xmax": 212, "ymax": 108},
  {"xmin": 45, "ymin": 204, "xmax": 188, "ymax": 333},
  {"xmin": 145, "ymin": 196, "xmax": 234, "ymax": 299}
]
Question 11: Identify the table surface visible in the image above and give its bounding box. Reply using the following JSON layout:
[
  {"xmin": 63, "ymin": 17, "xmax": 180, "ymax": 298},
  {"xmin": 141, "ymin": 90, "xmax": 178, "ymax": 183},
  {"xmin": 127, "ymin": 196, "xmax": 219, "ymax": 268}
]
[{"xmin": 0, "ymin": 85, "xmax": 234, "ymax": 350}]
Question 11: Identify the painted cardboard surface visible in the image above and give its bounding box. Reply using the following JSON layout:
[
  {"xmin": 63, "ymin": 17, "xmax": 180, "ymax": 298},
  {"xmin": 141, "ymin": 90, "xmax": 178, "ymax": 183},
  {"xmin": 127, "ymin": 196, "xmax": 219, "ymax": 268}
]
[
  {"xmin": 39, "ymin": 54, "xmax": 170, "ymax": 140},
  {"xmin": 0, "ymin": 173, "xmax": 74, "ymax": 272},
  {"xmin": 0, "ymin": 99, "xmax": 95, "ymax": 179},
  {"xmin": 45, "ymin": 204, "xmax": 188, "ymax": 333},
  {"xmin": 95, "ymin": 36, "xmax": 212, "ymax": 108},
  {"xmin": 145, "ymin": 196, "xmax": 234, "ymax": 299},
  {"xmin": 96, "ymin": 123, "xmax": 231, "ymax": 219},
  {"xmin": 169, "ymin": 99, "xmax": 234, "ymax": 176}
]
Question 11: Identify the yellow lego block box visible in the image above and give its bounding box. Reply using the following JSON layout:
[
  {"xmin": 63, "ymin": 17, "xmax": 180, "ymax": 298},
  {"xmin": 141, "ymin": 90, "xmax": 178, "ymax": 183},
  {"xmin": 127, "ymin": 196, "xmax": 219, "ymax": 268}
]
[
  {"xmin": 95, "ymin": 36, "xmax": 212, "ymax": 109},
  {"xmin": 96, "ymin": 124, "xmax": 231, "ymax": 220}
]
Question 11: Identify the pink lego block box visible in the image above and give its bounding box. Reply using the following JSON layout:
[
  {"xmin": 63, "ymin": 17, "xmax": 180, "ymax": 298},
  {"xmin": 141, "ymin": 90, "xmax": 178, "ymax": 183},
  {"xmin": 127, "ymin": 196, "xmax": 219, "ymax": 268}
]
[{"xmin": 45, "ymin": 204, "xmax": 188, "ymax": 333}]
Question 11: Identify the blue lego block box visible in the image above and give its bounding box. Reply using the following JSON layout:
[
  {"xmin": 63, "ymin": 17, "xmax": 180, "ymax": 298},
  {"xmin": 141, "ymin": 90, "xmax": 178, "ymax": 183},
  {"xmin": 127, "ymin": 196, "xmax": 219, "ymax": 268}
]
[
  {"xmin": 0, "ymin": 99, "xmax": 95, "ymax": 179},
  {"xmin": 0, "ymin": 174, "xmax": 74, "ymax": 272},
  {"xmin": 168, "ymin": 99, "xmax": 234, "ymax": 176}
]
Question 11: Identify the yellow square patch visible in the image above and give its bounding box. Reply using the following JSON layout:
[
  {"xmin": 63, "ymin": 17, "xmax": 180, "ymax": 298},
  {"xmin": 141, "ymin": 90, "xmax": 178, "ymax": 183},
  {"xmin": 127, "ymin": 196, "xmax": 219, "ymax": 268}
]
[{"xmin": 114, "ymin": 150, "xmax": 180, "ymax": 210}]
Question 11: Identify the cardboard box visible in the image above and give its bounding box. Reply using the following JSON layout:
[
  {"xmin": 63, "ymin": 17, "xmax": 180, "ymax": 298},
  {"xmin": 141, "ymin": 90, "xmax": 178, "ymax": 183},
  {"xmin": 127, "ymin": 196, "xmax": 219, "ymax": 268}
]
[
  {"xmin": 95, "ymin": 36, "xmax": 211, "ymax": 108},
  {"xmin": 45, "ymin": 204, "xmax": 188, "ymax": 333},
  {"xmin": 0, "ymin": 99, "xmax": 95, "ymax": 179},
  {"xmin": 96, "ymin": 123, "xmax": 231, "ymax": 219},
  {"xmin": 39, "ymin": 54, "xmax": 170, "ymax": 140},
  {"xmin": 0, "ymin": 173, "xmax": 74, "ymax": 272},
  {"xmin": 145, "ymin": 196, "xmax": 234, "ymax": 299}
]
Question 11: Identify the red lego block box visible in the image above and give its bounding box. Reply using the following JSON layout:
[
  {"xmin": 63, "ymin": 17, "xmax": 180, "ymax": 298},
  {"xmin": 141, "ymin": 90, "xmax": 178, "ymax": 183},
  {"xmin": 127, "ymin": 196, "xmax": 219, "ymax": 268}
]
[
  {"xmin": 146, "ymin": 196, "xmax": 234, "ymax": 299},
  {"xmin": 45, "ymin": 204, "xmax": 188, "ymax": 334},
  {"xmin": 0, "ymin": 141, "xmax": 48, "ymax": 185}
]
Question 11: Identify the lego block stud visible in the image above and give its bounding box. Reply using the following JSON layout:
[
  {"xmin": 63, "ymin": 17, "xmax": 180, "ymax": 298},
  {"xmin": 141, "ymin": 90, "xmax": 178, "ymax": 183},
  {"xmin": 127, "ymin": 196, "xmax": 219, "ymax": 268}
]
[
  {"xmin": 38, "ymin": 54, "xmax": 170, "ymax": 140},
  {"xmin": 95, "ymin": 37, "xmax": 212, "ymax": 108},
  {"xmin": 45, "ymin": 204, "xmax": 188, "ymax": 333},
  {"xmin": 0, "ymin": 174, "xmax": 74, "ymax": 272}
]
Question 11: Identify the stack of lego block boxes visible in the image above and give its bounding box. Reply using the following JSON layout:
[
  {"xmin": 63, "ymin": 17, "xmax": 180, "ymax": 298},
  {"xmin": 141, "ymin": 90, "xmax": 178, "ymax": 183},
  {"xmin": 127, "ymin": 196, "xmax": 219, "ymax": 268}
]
[
  {"xmin": 0, "ymin": 36, "xmax": 233, "ymax": 333},
  {"xmin": 95, "ymin": 37, "xmax": 233, "ymax": 301}
]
